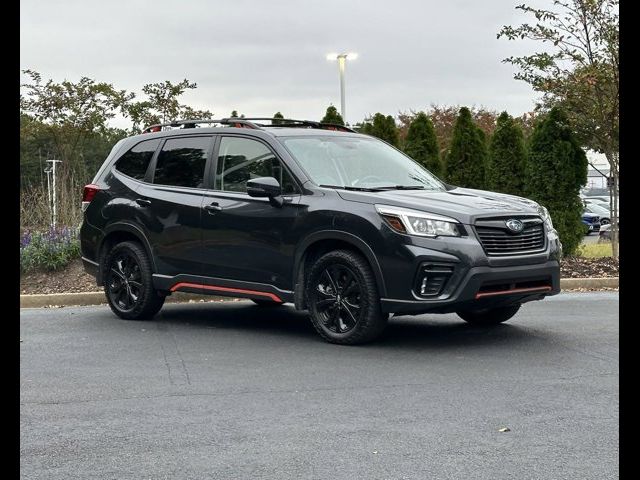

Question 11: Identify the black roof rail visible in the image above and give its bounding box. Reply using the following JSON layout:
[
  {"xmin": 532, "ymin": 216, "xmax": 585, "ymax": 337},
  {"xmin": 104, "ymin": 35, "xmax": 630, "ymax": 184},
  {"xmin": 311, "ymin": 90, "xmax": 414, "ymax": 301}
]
[
  {"xmin": 141, "ymin": 118, "xmax": 261, "ymax": 134},
  {"xmin": 141, "ymin": 117, "xmax": 356, "ymax": 134},
  {"xmin": 234, "ymin": 117, "xmax": 356, "ymax": 133}
]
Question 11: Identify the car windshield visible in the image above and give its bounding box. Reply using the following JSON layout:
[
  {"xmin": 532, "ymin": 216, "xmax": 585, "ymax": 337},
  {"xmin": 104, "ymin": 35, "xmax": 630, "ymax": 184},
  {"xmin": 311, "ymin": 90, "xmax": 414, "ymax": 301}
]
[
  {"xmin": 281, "ymin": 136, "xmax": 445, "ymax": 191},
  {"xmin": 586, "ymin": 203, "xmax": 610, "ymax": 214}
]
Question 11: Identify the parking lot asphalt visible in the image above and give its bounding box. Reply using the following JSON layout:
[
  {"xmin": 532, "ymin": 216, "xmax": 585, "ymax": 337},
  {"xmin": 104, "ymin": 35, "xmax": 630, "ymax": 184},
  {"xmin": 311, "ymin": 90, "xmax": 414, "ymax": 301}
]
[{"xmin": 21, "ymin": 292, "xmax": 618, "ymax": 480}]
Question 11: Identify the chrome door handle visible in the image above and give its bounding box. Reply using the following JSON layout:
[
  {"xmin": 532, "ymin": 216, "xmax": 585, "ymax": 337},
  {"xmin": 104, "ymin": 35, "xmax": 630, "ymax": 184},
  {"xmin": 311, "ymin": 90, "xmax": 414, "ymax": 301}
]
[
  {"xmin": 135, "ymin": 198, "xmax": 152, "ymax": 206},
  {"xmin": 204, "ymin": 203, "xmax": 223, "ymax": 213}
]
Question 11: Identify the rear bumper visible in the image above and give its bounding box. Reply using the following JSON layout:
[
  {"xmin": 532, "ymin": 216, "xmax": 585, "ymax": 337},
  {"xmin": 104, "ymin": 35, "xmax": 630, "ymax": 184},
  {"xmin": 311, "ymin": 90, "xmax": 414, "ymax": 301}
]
[{"xmin": 380, "ymin": 260, "xmax": 560, "ymax": 314}]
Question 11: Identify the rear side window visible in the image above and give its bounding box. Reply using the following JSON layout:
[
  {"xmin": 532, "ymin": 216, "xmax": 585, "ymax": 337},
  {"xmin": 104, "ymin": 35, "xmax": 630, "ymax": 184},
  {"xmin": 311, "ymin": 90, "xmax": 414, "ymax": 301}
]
[
  {"xmin": 114, "ymin": 139, "xmax": 160, "ymax": 180},
  {"xmin": 152, "ymin": 137, "xmax": 212, "ymax": 188}
]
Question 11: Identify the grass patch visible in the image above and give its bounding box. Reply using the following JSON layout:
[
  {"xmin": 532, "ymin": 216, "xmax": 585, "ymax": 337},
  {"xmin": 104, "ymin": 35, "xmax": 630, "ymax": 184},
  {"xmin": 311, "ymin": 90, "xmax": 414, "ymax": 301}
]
[{"xmin": 577, "ymin": 242, "xmax": 613, "ymax": 258}]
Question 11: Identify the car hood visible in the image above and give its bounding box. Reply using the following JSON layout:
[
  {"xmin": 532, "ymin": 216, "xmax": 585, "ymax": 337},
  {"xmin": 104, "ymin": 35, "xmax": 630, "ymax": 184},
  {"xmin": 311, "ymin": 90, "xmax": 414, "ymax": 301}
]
[{"xmin": 336, "ymin": 186, "xmax": 542, "ymax": 224}]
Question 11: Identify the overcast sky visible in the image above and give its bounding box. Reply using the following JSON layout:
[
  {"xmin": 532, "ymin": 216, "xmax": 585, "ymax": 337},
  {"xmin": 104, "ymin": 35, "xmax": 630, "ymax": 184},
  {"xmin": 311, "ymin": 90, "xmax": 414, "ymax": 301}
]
[{"xmin": 21, "ymin": 0, "xmax": 549, "ymax": 128}]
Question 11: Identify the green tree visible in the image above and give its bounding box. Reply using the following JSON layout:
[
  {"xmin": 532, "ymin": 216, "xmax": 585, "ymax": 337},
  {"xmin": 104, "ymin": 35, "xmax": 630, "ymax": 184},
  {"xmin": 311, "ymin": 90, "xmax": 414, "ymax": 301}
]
[
  {"xmin": 20, "ymin": 70, "xmax": 133, "ymax": 183},
  {"xmin": 273, "ymin": 112, "xmax": 284, "ymax": 125},
  {"xmin": 403, "ymin": 112, "xmax": 441, "ymax": 176},
  {"xmin": 124, "ymin": 79, "xmax": 213, "ymax": 132},
  {"xmin": 321, "ymin": 105, "xmax": 344, "ymax": 125},
  {"xmin": 487, "ymin": 112, "xmax": 527, "ymax": 195},
  {"xmin": 360, "ymin": 113, "xmax": 399, "ymax": 147},
  {"xmin": 499, "ymin": 0, "xmax": 619, "ymax": 257},
  {"xmin": 444, "ymin": 107, "xmax": 487, "ymax": 189},
  {"xmin": 525, "ymin": 107, "xmax": 587, "ymax": 255}
]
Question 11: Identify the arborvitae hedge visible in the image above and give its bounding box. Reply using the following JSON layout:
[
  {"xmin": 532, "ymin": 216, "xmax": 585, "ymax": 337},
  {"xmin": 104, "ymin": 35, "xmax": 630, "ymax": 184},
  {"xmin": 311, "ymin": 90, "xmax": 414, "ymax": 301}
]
[
  {"xmin": 361, "ymin": 113, "xmax": 400, "ymax": 147},
  {"xmin": 321, "ymin": 105, "xmax": 345, "ymax": 126},
  {"xmin": 403, "ymin": 112, "xmax": 441, "ymax": 177},
  {"xmin": 525, "ymin": 107, "xmax": 587, "ymax": 255},
  {"xmin": 273, "ymin": 112, "xmax": 284, "ymax": 125},
  {"xmin": 487, "ymin": 111, "xmax": 527, "ymax": 195},
  {"xmin": 444, "ymin": 107, "xmax": 487, "ymax": 189}
]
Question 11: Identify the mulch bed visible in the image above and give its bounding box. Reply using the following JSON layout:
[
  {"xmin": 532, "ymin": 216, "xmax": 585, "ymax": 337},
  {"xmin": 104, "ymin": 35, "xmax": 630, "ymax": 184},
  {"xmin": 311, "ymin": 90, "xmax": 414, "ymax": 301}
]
[
  {"xmin": 21, "ymin": 259, "xmax": 98, "ymax": 295},
  {"xmin": 21, "ymin": 256, "xmax": 620, "ymax": 296},
  {"xmin": 560, "ymin": 256, "xmax": 619, "ymax": 278}
]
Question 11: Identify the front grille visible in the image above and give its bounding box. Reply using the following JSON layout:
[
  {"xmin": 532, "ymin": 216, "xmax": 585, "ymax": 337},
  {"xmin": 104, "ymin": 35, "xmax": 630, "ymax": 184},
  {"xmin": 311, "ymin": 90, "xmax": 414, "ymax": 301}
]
[{"xmin": 475, "ymin": 217, "xmax": 546, "ymax": 256}]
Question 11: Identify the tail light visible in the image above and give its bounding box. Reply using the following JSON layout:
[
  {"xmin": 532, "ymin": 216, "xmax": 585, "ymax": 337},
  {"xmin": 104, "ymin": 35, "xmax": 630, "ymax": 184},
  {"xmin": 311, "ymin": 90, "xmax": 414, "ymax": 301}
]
[{"xmin": 82, "ymin": 184, "xmax": 101, "ymax": 212}]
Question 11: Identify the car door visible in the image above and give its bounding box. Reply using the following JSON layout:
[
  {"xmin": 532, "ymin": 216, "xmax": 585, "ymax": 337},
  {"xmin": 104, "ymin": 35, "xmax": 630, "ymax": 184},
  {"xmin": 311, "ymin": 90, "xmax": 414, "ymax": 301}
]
[
  {"xmin": 199, "ymin": 135, "xmax": 302, "ymax": 290},
  {"xmin": 135, "ymin": 135, "xmax": 214, "ymax": 276}
]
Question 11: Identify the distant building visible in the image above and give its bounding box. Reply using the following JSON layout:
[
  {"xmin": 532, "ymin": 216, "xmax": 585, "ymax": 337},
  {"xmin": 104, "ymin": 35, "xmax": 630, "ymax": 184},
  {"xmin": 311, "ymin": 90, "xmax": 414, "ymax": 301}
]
[
  {"xmin": 585, "ymin": 166, "xmax": 609, "ymax": 190},
  {"xmin": 582, "ymin": 150, "xmax": 610, "ymax": 195}
]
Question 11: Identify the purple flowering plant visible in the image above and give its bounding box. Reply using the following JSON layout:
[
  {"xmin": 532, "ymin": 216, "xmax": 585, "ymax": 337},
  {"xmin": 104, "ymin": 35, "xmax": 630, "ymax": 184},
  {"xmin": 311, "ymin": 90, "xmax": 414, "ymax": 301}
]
[{"xmin": 20, "ymin": 226, "xmax": 81, "ymax": 272}]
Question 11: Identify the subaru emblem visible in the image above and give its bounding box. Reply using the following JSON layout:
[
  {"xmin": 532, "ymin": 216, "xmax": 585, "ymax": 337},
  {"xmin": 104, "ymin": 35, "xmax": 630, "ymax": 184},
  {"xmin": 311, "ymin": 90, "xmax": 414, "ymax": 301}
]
[{"xmin": 506, "ymin": 219, "xmax": 524, "ymax": 233}]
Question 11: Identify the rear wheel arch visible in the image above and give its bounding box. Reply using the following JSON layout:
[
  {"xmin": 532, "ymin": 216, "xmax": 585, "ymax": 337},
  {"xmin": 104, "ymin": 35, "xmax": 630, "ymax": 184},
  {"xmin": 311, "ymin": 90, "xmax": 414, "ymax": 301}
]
[
  {"xmin": 97, "ymin": 224, "xmax": 156, "ymax": 285},
  {"xmin": 293, "ymin": 231, "xmax": 387, "ymax": 309}
]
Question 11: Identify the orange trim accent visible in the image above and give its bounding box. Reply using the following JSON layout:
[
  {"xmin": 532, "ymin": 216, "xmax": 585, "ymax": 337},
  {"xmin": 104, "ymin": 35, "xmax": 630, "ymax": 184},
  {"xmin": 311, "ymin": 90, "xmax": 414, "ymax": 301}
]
[
  {"xmin": 170, "ymin": 282, "xmax": 283, "ymax": 303},
  {"xmin": 475, "ymin": 286, "xmax": 552, "ymax": 300}
]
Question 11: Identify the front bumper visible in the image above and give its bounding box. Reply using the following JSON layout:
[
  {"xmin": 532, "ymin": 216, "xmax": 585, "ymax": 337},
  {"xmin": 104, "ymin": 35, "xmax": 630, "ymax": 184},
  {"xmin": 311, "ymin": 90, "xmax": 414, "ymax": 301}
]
[{"xmin": 380, "ymin": 259, "xmax": 560, "ymax": 314}]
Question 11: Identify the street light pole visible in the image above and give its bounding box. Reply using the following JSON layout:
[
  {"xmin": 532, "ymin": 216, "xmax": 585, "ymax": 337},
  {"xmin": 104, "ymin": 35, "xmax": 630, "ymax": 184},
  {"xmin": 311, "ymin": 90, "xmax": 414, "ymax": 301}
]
[
  {"xmin": 326, "ymin": 52, "xmax": 358, "ymax": 124},
  {"xmin": 337, "ymin": 54, "xmax": 347, "ymax": 122}
]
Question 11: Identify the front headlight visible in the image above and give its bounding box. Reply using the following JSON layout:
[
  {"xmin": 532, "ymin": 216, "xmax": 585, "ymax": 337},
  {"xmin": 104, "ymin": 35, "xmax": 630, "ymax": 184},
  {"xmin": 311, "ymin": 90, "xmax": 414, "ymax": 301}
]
[
  {"xmin": 375, "ymin": 205, "xmax": 461, "ymax": 237},
  {"xmin": 538, "ymin": 205, "xmax": 554, "ymax": 230}
]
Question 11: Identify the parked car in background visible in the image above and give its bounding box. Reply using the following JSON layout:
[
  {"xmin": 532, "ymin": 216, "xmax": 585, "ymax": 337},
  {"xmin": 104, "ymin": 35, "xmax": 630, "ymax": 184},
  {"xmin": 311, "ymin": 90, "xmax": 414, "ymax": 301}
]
[
  {"xmin": 582, "ymin": 212, "xmax": 601, "ymax": 235},
  {"xmin": 599, "ymin": 223, "xmax": 611, "ymax": 242},
  {"xmin": 584, "ymin": 203, "xmax": 613, "ymax": 225},
  {"xmin": 584, "ymin": 196, "xmax": 619, "ymax": 212}
]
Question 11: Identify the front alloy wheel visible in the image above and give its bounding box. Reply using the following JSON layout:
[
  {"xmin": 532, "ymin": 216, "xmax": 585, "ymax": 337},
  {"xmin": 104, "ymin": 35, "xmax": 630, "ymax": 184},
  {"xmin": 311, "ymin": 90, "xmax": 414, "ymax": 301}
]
[
  {"xmin": 313, "ymin": 264, "xmax": 362, "ymax": 334},
  {"xmin": 307, "ymin": 250, "xmax": 388, "ymax": 344}
]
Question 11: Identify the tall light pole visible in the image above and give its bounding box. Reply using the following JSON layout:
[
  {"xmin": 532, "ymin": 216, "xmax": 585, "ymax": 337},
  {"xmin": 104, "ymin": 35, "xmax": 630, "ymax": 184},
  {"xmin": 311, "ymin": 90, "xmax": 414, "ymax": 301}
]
[{"xmin": 326, "ymin": 52, "xmax": 358, "ymax": 124}]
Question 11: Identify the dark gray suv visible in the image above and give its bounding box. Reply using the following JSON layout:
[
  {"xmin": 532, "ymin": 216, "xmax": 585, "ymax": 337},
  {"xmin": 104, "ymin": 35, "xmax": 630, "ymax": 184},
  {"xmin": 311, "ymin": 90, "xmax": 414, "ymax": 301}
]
[{"xmin": 80, "ymin": 117, "xmax": 561, "ymax": 344}]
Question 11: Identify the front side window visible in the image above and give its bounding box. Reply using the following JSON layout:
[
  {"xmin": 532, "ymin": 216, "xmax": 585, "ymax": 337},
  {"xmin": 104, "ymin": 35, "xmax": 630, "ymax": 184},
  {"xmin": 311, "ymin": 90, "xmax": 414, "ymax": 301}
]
[
  {"xmin": 152, "ymin": 137, "xmax": 211, "ymax": 188},
  {"xmin": 114, "ymin": 139, "xmax": 160, "ymax": 180},
  {"xmin": 215, "ymin": 137, "xmax": 298, "ymax": 194}
]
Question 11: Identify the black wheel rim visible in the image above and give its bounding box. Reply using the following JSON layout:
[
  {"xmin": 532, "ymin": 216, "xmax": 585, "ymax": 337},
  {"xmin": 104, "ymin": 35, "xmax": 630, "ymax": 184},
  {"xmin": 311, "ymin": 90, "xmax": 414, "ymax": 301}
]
[
  {"xmin": 107, "ymin": 252, "xmax": 143, "ymax": 312},
  {"xmin": 312, "ymin": 264, "xmax": 363, "ymax": 334}
]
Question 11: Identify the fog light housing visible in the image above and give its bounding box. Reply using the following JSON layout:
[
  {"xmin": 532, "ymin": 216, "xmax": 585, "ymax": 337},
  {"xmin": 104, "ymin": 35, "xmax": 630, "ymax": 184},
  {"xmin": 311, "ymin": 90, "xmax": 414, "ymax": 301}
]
[{"xmin": 414, "ymin": 264, "xmax": 454, "ymax": 297}]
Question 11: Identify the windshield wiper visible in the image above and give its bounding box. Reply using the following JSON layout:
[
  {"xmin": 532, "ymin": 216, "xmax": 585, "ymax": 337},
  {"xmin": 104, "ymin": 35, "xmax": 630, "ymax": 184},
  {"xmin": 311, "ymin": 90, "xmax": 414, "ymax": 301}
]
[
  {"xmin": 319, "ymin": 184, "xmax": 383, "ymax": 192},
  {"xmin": 367, "ymin": 185, "xmax": 427, "ymax": 191}
]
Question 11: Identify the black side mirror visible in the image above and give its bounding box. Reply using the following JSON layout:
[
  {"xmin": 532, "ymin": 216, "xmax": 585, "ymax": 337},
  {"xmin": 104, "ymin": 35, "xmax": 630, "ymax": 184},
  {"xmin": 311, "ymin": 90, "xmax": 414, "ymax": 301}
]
[{"xmin": 247, "ymin": 177, "xmax": 283, "ymax": 206}]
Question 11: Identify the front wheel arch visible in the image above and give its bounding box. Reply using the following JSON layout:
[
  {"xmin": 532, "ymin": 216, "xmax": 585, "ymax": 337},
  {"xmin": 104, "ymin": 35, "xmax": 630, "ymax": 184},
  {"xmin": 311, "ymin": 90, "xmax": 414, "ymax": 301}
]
[{"xmin": 293, "ymin": 231, "xmax": 387, "ymax": 310}]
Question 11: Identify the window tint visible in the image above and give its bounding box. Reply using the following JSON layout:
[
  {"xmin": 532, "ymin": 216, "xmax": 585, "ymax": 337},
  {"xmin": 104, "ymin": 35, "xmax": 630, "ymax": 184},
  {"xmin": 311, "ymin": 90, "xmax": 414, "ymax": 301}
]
[
  {"xmin": 114, "ymin": 139, "xmax": 160, "ymax": 180},
  {"xmin": 153, "ymin": 137, "xmax": 211, "ymax": 188},
  {"xmin": 215, "ymin": 137, "xmax": 298, "ymax": 194}
]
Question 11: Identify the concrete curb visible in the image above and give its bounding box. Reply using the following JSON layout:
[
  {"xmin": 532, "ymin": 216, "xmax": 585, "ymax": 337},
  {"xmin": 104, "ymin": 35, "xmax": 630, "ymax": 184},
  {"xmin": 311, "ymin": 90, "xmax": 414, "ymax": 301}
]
[
  {"xmin": 20, "ymin": 277, "xmax": 618, "ymax": 308},
  {"xmin": 560, "ymin": 277, "xmax": 618, "ymax": 289},
  {"xmin": 20, "ymin": 291, "xmax": 229, "ymax": 309}
]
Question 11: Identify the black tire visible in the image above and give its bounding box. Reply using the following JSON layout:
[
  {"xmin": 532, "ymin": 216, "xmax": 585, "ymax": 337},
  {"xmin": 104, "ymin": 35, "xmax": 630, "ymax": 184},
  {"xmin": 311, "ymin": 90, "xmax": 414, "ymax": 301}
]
[
  {"xmin": 600, "ymin": 218, "xmax": 610, "ymax": 225},
  {"xmin": 457, "ymin": 304, "xmax": 521, "ymax": 326},
  {"xmin": 251, "ymin": 299, "xmax": 284, "ymax": 307},
  {"xmin": 103, "ymin": 241, "xmax": 164, "ymax": 320},
  {"xmin": 306, "ymin": 250, "xmax": 388, "ymax": 345}
]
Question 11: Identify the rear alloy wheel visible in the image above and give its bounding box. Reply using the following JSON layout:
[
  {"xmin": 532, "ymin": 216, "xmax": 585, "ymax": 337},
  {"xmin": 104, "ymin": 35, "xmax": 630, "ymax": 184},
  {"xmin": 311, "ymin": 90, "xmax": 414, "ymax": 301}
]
[
  {"xmin": 307, "ymin": 250, "xmax": 388, "ymax": 345},
  {"xmin": 457, "ymin": 304, "xmax": 521, "ymax": 326},
  {"xmin": 103, "ymin": 241, "xmax": 164, "ymax": 320}
]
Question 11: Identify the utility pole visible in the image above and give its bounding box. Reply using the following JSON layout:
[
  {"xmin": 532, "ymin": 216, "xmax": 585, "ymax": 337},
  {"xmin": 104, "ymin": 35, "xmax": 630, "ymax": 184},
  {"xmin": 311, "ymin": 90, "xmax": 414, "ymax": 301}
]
[{"xmin": 44, "ymin": 159, "xmax": 62, "ymax": 229}]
